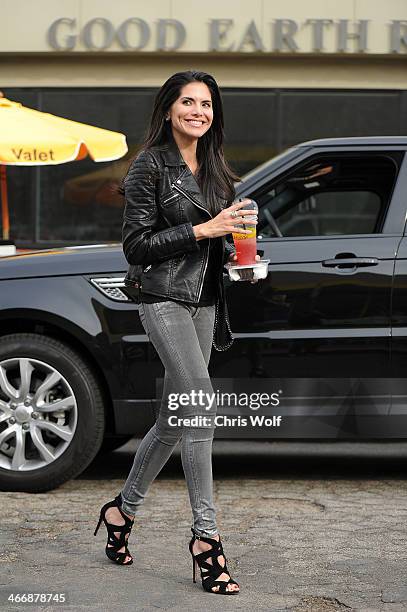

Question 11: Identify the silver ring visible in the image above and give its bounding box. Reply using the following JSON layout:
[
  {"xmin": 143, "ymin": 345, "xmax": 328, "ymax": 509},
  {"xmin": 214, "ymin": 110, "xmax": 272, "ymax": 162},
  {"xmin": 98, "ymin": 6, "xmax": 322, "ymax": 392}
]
[{"xmin": 230, "ymin": 210, "xmax": 238, "ymax": 218}]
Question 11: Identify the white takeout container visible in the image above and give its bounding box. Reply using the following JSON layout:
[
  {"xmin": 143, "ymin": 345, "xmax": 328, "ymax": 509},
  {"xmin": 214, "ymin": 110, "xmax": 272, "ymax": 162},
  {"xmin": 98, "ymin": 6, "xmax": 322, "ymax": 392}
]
[{"xmin": 224, "ymin": 259, "xmax": 270, "ymax": 282}]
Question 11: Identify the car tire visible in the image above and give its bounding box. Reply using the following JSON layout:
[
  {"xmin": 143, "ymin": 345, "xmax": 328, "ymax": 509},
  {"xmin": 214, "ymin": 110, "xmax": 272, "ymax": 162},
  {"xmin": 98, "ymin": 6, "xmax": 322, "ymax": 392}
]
[{"xmin": 0, "ymin": 333, "xmax": 105, "ymax": 492}]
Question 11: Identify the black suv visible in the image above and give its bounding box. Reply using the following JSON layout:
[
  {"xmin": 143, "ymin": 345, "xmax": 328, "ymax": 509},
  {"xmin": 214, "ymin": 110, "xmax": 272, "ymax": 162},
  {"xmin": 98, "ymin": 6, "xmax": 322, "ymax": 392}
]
[{"xmin": 1, "ymin": 136, "xmax": 407, "ymax": 492}]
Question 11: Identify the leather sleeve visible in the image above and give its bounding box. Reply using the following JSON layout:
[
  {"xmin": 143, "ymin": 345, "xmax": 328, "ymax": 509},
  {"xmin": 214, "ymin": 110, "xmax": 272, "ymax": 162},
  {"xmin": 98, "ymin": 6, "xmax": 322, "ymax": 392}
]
[{"xmin": 122, "ymin": 150, "xmax": 200, "ymax": 266}]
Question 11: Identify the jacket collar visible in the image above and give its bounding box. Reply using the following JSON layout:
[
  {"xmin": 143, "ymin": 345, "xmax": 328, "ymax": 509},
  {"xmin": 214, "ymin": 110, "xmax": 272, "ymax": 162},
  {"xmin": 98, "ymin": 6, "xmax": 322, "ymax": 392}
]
[
  {"xmin": 160, "ymin": 131, "xmax": 187, "ymax": 167},
  {"xmin": 156, "ymin": 132, "xmax": 213, "ymax": 216}
]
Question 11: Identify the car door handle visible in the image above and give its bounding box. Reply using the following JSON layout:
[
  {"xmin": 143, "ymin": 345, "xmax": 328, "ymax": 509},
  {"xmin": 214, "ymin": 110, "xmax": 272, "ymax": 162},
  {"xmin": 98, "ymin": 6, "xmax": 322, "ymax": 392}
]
[{"xmin": 322, "ymin": 257, "xmax": 378, "ymax": 268}]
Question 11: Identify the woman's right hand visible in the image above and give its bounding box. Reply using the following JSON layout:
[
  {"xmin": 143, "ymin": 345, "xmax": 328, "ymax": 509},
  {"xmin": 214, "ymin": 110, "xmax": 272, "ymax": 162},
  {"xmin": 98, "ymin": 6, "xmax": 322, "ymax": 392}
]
[{"xmin": 193, "ymin": 198, "xmax": 257, "ymax": 240}]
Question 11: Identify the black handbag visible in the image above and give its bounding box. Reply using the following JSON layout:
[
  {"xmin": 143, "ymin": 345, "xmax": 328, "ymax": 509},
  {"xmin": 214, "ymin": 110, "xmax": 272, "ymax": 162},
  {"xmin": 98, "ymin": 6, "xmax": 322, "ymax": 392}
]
[
  {"xmin": 212, "ymin": 279, "xmax": 234, "ymax": 352},
  {"xmin": 122, "ymin": 271, "xmax": 142, "ymax": 304}
]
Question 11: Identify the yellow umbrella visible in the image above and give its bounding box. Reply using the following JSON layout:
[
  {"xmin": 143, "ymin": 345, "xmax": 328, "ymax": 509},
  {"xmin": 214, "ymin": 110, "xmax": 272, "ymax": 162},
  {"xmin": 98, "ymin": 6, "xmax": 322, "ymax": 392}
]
[{"xmin": 0, "ymin": 94, "xmax": 128, "ymax": 239}]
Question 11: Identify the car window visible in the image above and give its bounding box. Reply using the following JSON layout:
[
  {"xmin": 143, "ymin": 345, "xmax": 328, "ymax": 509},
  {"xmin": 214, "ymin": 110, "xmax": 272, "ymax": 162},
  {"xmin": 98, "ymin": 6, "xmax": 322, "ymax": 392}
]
[{"xmin": 254, "ymin": 154, "xmax": 402, "ymax": 237}]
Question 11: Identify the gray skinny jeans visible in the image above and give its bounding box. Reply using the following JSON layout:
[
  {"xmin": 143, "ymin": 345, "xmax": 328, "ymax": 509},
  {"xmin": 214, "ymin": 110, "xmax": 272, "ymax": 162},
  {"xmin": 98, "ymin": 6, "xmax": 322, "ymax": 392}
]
[{"xmin": 120, "ymin": 299, "xmax": 218, "ymax": 537}]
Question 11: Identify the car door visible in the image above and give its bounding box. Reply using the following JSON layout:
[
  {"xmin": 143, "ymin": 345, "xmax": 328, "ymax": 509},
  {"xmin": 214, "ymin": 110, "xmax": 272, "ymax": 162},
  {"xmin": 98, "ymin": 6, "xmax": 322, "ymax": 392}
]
[
  {"xmin": 211, "ymin": 148, "xmax": 404, "ymax": 439},
  {"xmin": 389, "ymin": 151, "xmax": 407, "ymax": 434}
]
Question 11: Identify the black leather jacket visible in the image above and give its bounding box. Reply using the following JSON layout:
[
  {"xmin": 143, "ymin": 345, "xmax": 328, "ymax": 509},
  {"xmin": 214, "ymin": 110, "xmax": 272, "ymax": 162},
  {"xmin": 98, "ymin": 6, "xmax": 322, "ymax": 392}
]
[{"xmin": 122, "ymin": 136, "xmax": 236, "ymax": 351}]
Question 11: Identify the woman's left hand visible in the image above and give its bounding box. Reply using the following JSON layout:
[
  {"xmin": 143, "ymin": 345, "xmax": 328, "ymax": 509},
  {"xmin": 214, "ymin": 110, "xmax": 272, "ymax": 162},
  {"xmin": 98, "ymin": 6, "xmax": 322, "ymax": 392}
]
[{"xmin": 228, "ymin": 253, "xmax": 261, "ymax": 284}]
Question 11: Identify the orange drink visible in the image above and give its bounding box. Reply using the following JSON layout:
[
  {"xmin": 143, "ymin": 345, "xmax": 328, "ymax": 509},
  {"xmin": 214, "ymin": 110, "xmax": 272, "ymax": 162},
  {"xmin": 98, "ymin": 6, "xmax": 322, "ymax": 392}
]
[{"xmin": 232, "ymin": 200, "xmax": 258, "ymax": 264}]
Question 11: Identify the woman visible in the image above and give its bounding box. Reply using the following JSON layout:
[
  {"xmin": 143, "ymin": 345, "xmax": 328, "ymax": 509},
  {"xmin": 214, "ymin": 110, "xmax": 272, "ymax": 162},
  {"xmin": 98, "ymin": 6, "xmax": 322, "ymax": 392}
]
[{"xmin": 94, "ymin": 70, "xmax": 259, "ymax": 595}]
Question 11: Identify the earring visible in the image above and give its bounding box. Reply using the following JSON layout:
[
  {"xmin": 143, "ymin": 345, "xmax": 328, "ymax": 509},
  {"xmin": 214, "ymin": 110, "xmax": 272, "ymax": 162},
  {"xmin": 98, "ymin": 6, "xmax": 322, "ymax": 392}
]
[{"xmin": 165, "ymin": 115, "xmax": 170, "ymax": 121}]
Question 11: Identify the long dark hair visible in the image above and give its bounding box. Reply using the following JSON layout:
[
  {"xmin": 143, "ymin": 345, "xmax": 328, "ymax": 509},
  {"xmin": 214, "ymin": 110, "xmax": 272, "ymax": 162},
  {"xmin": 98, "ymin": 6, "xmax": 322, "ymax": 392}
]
[{"xmin": 118, "ymin": 69, "xmax": 240, "ymax": 215}]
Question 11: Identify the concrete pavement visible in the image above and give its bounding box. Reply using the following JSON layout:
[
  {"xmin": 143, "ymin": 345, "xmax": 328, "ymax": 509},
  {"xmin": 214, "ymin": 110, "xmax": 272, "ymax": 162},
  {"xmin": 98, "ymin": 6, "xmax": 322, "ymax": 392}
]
[{"xmin": 1, "ymin": 440, "xmax": 407, "ymax": 611}]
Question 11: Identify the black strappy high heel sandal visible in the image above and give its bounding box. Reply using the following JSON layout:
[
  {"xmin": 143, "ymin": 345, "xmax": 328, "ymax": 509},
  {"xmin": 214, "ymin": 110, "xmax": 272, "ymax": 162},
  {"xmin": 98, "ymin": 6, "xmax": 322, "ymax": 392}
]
[
  {"xmin": 94, "ymin": 493, "xmax": 134, "ymax": 566},
  {"xmin": 188, "ymin": 528, "xmax": 240, "ymax": 595}
]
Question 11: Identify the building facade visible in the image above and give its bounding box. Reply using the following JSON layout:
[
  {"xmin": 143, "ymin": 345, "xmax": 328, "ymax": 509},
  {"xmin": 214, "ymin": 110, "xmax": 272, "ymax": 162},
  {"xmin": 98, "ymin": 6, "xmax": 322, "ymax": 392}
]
[{"xmin": 1, "ymin": 0, "xmax": 406, "ymax": 247}]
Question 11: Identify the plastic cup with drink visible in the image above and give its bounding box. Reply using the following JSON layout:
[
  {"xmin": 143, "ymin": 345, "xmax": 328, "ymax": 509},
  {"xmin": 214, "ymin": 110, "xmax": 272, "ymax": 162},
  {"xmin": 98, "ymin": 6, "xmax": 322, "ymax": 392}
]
[
  {"xmin": 232, "ymin": 199, "xmax": 258, "ymax": 264},
  {"xmin": 225, "ymin": 198, "xmax": 270, "ymax": 282}
]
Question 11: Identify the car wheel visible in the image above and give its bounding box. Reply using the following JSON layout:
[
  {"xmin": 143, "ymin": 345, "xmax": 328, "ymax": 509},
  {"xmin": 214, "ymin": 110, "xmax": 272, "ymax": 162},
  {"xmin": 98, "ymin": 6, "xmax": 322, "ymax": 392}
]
[{"xmin": 0, "ymin": 333, "xmax": 105, "ymax": 492}]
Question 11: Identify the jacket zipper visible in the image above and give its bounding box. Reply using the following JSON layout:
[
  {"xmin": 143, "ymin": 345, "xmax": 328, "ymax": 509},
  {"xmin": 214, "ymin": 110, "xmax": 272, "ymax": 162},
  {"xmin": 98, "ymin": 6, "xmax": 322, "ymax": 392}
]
[
  {"xmin": 171, "ymin": 181, "xmax": 212, "ymax": 303},
  {"xmin": 171, "ymin": 182, "xmax": 212, "ymax": 219},
  {"xmin": 162, "ymin": 192, "xmax": 179, "ymax": 205}
]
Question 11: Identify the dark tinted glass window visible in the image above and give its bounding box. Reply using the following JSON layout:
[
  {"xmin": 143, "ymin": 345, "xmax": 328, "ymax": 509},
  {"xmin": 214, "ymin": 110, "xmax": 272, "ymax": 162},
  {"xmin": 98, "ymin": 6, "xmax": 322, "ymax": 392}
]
[
  {"xmin": 1, "ymin": 88, "xmax": 406, "ymax": 248},
  {"xmin": 280, "ymin": 92, "xmax": 401, "ymax": 149},
  {"xmin": 222, "ymin": 91, "xmax": 277, "ymax": 175},
  {"xmin": 255, "ymin": 154, "xmax": 402, "ymax": 237},
  {"xmin": 38, "ymin": 91, "xmax": 155, "ymax": 242},
  {"xmin": 1, "ymin": 89, "xmax": 155, "ymax": 245}
]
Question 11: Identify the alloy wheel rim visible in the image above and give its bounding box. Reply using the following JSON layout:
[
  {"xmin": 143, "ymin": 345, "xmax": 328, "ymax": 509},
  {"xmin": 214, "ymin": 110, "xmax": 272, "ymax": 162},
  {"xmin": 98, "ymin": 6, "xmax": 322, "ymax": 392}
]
[{"xmin": 0, "ymin": 357, "xmax": 78, "ymax": 471}]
